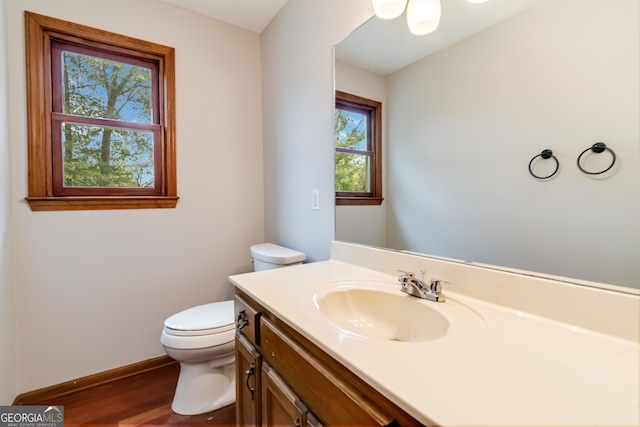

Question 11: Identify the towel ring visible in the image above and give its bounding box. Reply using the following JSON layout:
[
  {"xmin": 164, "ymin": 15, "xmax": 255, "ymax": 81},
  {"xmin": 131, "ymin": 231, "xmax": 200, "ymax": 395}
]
[
  {"xmin": 528, "ymin": 149, "xmax": 559, "ymax": 180},
  {"xmin": 577, "ymin": 142, "xmax": 616, "ymax": 175}
]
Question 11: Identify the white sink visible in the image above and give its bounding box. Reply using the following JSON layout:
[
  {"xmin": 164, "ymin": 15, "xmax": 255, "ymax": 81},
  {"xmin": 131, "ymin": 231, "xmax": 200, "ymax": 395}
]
[{"xmin": 316, "ymin": 286, "xmax": 450, "ymax": 341}]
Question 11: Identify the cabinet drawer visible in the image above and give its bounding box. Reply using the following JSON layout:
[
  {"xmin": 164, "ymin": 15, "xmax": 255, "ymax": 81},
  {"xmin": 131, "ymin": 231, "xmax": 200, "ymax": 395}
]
[
  {"xmin": 260, "ymin": 317, "xmax": 396, "ymax": 426},
  {"xmin": 234, "ymin": 294, "xmax": 261, "ymax": 347}
]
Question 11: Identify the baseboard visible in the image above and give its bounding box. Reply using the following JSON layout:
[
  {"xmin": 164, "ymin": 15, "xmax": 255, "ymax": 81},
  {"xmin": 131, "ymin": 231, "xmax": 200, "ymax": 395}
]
[{"xmin": 13, "ymin": 355, "xmax": 177, "ymax": 405}]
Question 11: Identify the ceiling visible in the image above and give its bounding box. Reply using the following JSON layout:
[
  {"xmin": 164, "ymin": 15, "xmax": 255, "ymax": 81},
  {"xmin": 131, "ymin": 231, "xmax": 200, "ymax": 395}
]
[
  {"xmin": 157, "ymin": 0, "xmax": 289, "ymax": 33},
  {"xmin": 155, "ymin": 0, "xmax": 542, "ymax": 75},
  {"xmin": 335, "ymin": 0, "xmax": 541, "ymax": 75}
]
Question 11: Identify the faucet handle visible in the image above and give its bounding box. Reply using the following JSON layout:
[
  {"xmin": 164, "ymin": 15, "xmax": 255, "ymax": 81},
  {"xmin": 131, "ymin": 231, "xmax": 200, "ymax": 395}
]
[
  {"xmin": 397, "ymin": 270, "xmax": 414, "ymax": 282},
  {"xmin": 430, "ymin": 278, "xmax": 450, "ymax": 294}
]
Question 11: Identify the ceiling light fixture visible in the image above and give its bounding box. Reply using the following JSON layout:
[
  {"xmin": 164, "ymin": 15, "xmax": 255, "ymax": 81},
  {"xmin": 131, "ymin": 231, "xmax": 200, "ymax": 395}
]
[
  {"xmin": 372, "ymin": 0, "xmax": 408, "ymax": 20},
  {"xmin": 372, "ymin": 0, "xmax": 489, "ymax": 35},
  {"xmin": 406, "ymin": 0, "xmax": 441, "ymax": 35}
]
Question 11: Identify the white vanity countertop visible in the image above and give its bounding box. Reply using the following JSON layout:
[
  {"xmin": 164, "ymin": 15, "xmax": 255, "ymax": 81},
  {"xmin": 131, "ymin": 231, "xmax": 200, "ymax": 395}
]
[{"xmin": 229, "ymin": 260, "xmax": 640, "ymax": 426}]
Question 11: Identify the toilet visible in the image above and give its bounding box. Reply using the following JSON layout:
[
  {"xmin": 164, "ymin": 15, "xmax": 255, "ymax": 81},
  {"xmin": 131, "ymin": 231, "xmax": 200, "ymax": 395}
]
[{"xmin": 160, "ymin": 243, "xmax": 306, "ymax": 415}]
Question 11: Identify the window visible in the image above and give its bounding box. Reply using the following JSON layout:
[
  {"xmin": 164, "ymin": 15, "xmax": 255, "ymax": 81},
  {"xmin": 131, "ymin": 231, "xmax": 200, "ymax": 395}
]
[
  {"xmin": 24, "ymin": 12, "xmax": 178, "ymax": 211},
  {"xmin": 334, "ymin": 91, "xmax": 383, "ymax": 206}
]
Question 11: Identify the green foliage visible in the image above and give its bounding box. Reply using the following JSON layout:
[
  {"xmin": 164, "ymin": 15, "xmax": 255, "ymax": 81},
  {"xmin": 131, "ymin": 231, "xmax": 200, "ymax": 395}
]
[
  {"xmin": 334, "ymin": 109, "xmax": 369, "ymax": 192},
  {"xmin": 63, "ymin": 125, "xmax": 154, "ymax": 188},
  {"xmin": 62, "ymin": 52, "xmax": 154, "ymax": 188}
]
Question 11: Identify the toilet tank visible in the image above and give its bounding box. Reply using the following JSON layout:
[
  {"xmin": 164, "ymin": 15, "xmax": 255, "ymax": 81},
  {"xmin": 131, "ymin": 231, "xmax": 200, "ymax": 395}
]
[{"xmin": 250, "ymin": 243, "xmax": 306, "ymax": 272}]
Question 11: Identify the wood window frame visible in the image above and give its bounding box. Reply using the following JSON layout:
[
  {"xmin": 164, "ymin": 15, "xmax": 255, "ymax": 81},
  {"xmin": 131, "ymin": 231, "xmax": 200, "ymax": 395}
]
[
  {"xmin": 335, "ymin": 91, "xmax": 383, "ymax": 206},
  {"xmin": 24, "ymin": 11, "xmax": 178, "ymax": 211}
]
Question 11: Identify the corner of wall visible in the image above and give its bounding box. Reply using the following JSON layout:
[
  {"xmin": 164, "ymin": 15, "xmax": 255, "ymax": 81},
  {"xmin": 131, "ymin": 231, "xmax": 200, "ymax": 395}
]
[
  {"xmin": 0, "ymin": 0, "xmax": 18, "ymax": 405},
  {"xmin": 259, "ymin": 0, "xmax": 373, "ymax": 262}
]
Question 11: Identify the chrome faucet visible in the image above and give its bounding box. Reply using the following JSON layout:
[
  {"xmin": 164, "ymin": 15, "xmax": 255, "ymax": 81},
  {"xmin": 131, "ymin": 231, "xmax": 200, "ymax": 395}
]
[{"xmin": 397, "ymin": 270, "xmax": 447, "ymax": 302}]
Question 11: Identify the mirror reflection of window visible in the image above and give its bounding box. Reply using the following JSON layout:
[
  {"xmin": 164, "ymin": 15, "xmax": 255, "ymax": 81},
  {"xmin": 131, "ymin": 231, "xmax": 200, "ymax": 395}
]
[
  {"xmin": 334, "ymin": 91, "xmax": 383, "ymax": 206},
  {"xmin": 335, "ymin": 108, "xmax": 368, "ymax": 192}
]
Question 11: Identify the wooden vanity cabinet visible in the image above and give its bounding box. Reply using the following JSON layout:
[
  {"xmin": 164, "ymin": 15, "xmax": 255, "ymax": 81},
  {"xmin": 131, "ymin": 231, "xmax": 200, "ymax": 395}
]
[{"xmin": 234, "ymin": 290, "xmax": 423, "ymax": 427}]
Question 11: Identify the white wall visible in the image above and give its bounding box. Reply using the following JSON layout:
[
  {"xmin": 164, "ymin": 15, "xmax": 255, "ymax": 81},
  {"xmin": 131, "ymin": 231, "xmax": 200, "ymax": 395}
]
[
  {"xmin": 6, "ymin": 0, "xmax": 265, "ymax": 393},
  {"xmin": 386, "ymin": 0, "xmax": 639, "ymax": 287},
  {"xmin": 334, "ymin": 60, "xmax": 387, "ymax": 248},
  {"xmin": 0, "ymin": 0, "xmax": 17, "ymax": 404},
  {"xmin": 261, "ymin": 0, "xmax": 373, "ymax": 261}
]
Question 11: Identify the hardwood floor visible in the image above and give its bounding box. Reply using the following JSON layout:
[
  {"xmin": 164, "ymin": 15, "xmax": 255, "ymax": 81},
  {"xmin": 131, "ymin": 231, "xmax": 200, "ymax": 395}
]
[{"xmin": 21, "ymin": 362, "xmax": 236, "ymax": 426}]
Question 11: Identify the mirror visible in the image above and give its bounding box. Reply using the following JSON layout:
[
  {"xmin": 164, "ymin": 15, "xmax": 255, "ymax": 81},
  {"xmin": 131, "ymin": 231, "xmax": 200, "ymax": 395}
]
[{"xmin": 335, "ymin": 0, "xmax": 639, "ymax": 291}]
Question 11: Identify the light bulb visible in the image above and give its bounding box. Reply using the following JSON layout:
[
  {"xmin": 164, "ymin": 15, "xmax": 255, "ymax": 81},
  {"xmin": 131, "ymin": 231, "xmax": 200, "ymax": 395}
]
[
  {"xmin": 406, "ymin": 0, "xmax": 441, "ymax": 35},
  {"xmin": 372, "ymin": 0, "xmax": 408, "ymax": 20}
]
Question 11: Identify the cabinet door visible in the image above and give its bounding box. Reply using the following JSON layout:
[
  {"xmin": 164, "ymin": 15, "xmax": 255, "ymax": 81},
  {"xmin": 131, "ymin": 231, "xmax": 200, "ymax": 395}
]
[
  {"xmin": 261, "ymin": 363, "xmax": 307, "ymax": 427},
  {"xmin": 236, "ymin": 333, "xmax": 261, "ymax": 427}
]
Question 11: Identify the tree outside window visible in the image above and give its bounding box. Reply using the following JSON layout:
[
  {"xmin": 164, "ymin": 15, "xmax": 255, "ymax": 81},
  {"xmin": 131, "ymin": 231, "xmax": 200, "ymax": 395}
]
[
  {"xmin": 52, "ymin": 43, "xmax": 160, "ymax": 195},
  {"xmin": 24, "ymin": 12, "xmax": 177, "ymax": 211}
]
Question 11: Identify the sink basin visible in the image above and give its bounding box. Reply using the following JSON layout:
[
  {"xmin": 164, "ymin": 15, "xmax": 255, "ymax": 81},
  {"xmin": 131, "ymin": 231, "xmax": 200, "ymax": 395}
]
[{"xmin": 315, "ymin": 285, "xmax": 450, "ymax": 342}]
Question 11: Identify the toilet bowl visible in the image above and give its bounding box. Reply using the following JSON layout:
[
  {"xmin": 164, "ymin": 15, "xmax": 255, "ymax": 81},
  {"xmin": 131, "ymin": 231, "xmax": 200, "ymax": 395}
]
[
  {"xmin": 160, "ymin": 301, "xmax": 236, "ymax": 415},
  {"xmin": 161, "ymin": 243, "xmax": 306, "ymax": 415}
]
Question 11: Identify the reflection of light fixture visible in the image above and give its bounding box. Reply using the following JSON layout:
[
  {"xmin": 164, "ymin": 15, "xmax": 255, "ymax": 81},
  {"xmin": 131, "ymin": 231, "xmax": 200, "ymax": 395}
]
[
  {"xmin": 372, "ymin": 0, "xmax": 489, "ymax": 35},
  {"xmin": 372, "ymin": 0, "xmax": 408, "ymax": 19}
]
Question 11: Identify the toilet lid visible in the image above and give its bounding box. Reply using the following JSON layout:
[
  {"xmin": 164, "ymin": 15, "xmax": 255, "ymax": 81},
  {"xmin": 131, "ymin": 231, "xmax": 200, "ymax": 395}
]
[
  {"xmin": 163, "ymin": 301, "xmax": 235, "ymax": 336},
  {"xmin": 250, "ymin": 243, "xmax": 306, "ymax": 264}
]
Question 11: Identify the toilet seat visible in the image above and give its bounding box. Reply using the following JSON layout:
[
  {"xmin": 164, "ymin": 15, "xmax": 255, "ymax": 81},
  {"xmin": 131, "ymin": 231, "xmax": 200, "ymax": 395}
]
[
  {"xmin": 161, "ymin": 301, "xmax": 235, "ymax": 350},
  {"xmin": 163, "ymin": 301, "xmax": 234, "ymax": 337}
]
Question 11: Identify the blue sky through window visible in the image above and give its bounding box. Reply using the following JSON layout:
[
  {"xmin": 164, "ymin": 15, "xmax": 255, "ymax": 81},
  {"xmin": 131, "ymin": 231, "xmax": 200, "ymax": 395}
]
[
  {"xmin": 337, "ymin": 109, "xmax": 367, "ymax": 151},
  {"xmin": 63, "ymin": 51, "xmax": 152, "ymax": 123}
]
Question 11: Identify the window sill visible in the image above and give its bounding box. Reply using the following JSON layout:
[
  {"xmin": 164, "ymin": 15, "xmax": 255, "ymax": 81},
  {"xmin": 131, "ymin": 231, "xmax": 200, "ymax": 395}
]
[
  {"xmin": 25, "ymin": 196, "xmax": 179, "ymax": 211},
  {"xmin": 336, "ymin": 197, "xmax": 384, "ymax": 206}
]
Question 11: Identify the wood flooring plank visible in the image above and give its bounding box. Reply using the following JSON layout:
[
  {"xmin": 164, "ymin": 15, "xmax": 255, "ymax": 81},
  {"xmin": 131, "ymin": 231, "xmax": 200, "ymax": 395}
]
[{"xmin": 118, "ymin": 403, "xmax": 174, "ymax": 426}]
